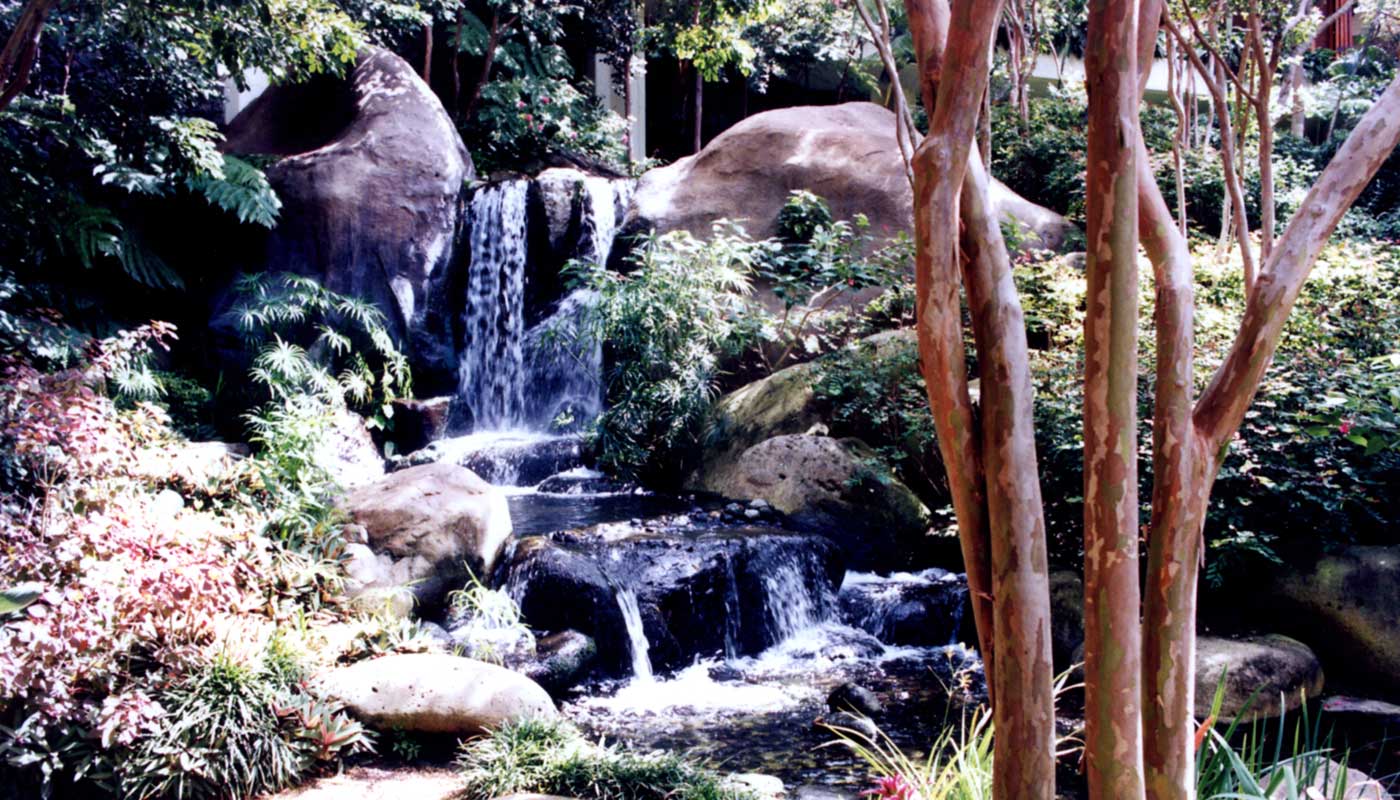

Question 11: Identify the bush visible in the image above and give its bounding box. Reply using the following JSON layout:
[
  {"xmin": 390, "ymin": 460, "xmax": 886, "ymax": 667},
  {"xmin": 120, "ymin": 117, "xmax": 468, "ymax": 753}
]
[
  {"xmin": 571, "ymin": 197, "xmax": 912, "ymax": 483},
  {"xmin": 119, "ymin": 652, "xmax": 372, "ymax": 800},
  {"xmin": 567, "ymin": 224, "xmax": 766, "ymax": 482},
  {"xmin": 456, "ymin": 718, "xmax": 749, "ymax": 800}
]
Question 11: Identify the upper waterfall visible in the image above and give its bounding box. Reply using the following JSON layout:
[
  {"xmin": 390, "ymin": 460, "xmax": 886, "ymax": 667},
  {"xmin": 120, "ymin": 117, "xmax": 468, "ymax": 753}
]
[{"xmin": 454, "ymin": 172, "xmax": 633, "ymax": 437}]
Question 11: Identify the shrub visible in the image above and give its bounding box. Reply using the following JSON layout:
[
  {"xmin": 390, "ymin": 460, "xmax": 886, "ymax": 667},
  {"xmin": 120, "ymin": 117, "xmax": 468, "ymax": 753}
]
[
  {"xmin": 119, "ymin": 651, "xmax": 372, "ymax": 800},
  {"xmin": 456, "ymin": 718, "xmax": 748, "ymax": 800},
  {"xmin": 567, "ymin": 224, "xmax": 765, "ymax": 482}
]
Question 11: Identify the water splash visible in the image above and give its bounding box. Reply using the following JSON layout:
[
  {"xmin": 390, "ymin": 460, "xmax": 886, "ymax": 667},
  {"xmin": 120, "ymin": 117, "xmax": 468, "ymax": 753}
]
[{"xmin": 615, "ymin": 588, "xmax": 654, "ymax": 682}]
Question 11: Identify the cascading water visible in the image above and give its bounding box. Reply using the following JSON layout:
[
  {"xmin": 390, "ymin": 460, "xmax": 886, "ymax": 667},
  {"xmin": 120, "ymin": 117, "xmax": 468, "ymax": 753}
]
[
  {"xmin": 448, "ymin": 174, "xmax": 634, "ymax": 486},
  {"xmin": 459, "ymin": 179, "xmax": 529, "ymax": 431},
  {"xmin": 615, "ymin": 588, "xmax": 654, "ymax": 681},
  {"xmin": 762, "ymin": 561, "xmax": 837, "ymax": 644}
]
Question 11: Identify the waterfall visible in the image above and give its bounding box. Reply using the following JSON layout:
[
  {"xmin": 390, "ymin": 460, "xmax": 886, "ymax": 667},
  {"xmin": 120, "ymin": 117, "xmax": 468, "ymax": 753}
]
[
  {"xmin": 722, "ymin": 556, "xmax": 743, "ymax": 660},
  {"xmin": 455, "ymin": 174, "xmax": 631, "ymax": 438},
  {"xmin": 762, "ymin": 561, "xmax": 836, "ymax": 644},
  {"xmin": 459, "ymin": 179, "xmax": 529, "ymax": 431},
  {"xmin": 615, "ymin": 589, "xmax": 654, "ymax": 681},
  {"xmin": 522, "ymin": 289, "xmax": 602, "ymax": 430}
]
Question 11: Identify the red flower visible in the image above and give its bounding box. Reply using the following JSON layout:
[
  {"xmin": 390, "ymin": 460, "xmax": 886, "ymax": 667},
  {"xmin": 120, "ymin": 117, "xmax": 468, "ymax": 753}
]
[
  {"xmin": 1339, "ymin": 420, "xmax": 1354, "ymax": 435},
  {"xmin": 861, "ymin": 774, "xmax": 915, "ymax": 800}
]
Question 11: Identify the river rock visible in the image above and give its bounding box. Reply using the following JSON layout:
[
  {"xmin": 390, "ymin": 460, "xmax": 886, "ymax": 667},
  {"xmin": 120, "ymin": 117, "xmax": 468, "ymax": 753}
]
[
  {"xmin": 723, "ymin": 774, "xmax": 786, "ymax": 800},
  {"xmin": 827, "ymin": 682, "xmax": 883, "ymax": 717},
  {"xmin": 838, "ymin": 569, "xmax": 968, "ymax": 647},
  {"xmin": 1268, "ymin": 759, "xmax": 1393, "ymax": 800},
  {"xmin": 1271, "ymin": 545, "xmax": 1400, "ymax": 698},
  {"xmin": 387, "ymin": 396, "xmax": 453, "ymax": 455},
  {"xmin": 1195, "ymin": 635, "xmax": 1325, "ymax": 722},
  {"xmin": 815, "ymin": 711, "xmax": 878, "ymax": 740},
  {"xmin": 403, "ymin": 433, "xmax": 584, "ymax": 487},
  {"xmin": 316, "ymin": 654, "xmax": 555, "ymax": 735},
  {"xmin": 690, "ymin": 434, "xmax": 930, "ymax": 571},
  {"xmin": 1048, "ymin": 570, "xmax": 1085, "ymax": 671},
  {"xmin": 314, "ymin": 405, "xmax": 385, "ymax": 488},
  {"xmin": 523, "ymin": 630, "xmax": 599, "ymax": 695},
  {"xmin": 224, "ymin": 47, "xmax": 473, "ymax": 387},
  {"xmin": 338, "ymin": 464, "xmax": 512, "ymax": 615},
  {"xmin": 617, "ymin": 102, "xmax": 1075, "ymax": 263},
  {"xmin": 504, "ymin": 526, "xmax": 845, "ymax": 674}
]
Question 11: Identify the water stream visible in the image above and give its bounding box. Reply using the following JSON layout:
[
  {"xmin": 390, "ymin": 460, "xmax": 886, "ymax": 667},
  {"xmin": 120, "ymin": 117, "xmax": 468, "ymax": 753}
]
[
  {"xmin": 615, "ymin": 588, "xmax": 655, "ymax": 682},
  {"xmin": 437, "ymin": 172, "xmax": 981, "ymax": 793}
]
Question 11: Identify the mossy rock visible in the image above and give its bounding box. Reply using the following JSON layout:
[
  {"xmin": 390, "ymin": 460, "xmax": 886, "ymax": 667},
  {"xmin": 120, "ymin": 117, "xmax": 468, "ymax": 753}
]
[
  {"xmin": 691, "ymin": 433, "xmax": 931, "ymax": 571},
  {"xmin": 1271, "ymin": 546, "xmax": 1400, "ymax": 698}
]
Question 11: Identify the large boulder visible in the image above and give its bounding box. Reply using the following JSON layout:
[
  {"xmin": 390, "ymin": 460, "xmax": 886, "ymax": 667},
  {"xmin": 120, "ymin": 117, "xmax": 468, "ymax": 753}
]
[
  {"xmin": 699, "ymin": 362, "xmax": 824, "ymax": 478},
  {"xmin": 1195, "ymin": 635, "xmax": 1325, "ymax": 723},
  {"xmin": 1269, "ymin": 546, "xmax": 1400, "ymax": 698},
  {"xmin": 224, "ymin": 47, "xmax": 473, "ymax": 384},
  {"xmin": 688, "ymin": 434, "xmax": 930, "ymax": 571},
  {"xmin": 618, "ymin": 102, "xmax": 1074, "ymax": 260},
  {"xmin": 338, "ymin": 464, "xmax": 512, "ymax": 614},
  {"xmin": 700, "ymin": 329, "xmax": 920, "ymax": 481},
  {"xmin": 316, "ymin": 654, "xmax": 555, "ymax": 735}
]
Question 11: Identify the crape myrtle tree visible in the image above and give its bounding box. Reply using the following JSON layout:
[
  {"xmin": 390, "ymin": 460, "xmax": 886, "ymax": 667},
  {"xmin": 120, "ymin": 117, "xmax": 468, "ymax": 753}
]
[{"xmin": 904, "ymin": 1, "xmax": 1400, "ymax": 800}]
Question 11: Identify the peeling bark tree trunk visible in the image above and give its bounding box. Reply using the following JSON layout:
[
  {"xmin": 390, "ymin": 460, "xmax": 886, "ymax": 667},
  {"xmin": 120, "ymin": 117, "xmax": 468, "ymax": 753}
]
[
  {"xmin": 0, "ymin": 0, "xmax": 58, "ymax": 113},
  {"xmin": 1082, "ymin": 2, "xmax": 1145, "ymax": 798},
  {"xmin": 905, "ymin": 3, "xmax": 1400, "ymax": 799},
  {"xmin": 907, "ymin": 2, "xmax": 1056, "ymax": 797}
]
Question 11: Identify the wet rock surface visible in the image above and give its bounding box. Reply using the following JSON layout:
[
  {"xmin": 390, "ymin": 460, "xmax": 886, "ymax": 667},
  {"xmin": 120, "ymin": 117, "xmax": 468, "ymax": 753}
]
[
  {"xmin": 504, "ymin": 521, "xmax": 845, "ymax": 674},
  {"xmin": 689, "ymin": 434, "xmax": 930, "ymax": 571}
]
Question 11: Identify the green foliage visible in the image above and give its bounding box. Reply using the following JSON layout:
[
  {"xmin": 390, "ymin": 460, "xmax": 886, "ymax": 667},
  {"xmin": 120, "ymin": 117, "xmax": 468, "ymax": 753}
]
[
  {"xmin": 812, "ymin": 334, "xmax": 942, "ymax": 502},
  {"xmin": 119, "ymin": 651, "xmax": 372, "ymax": 800},
  {"xmin": 1195, "ymin": 684, "xmax": 1375, "ymax": 800},
  {"xmin": 571, "ymin": 192, "xmax": 910, "ymax": 481},
  {"xmin": 470, "ymin": 75, "xmax": 628, "ymax": 173},
  {"xmin": 0, "ymin": 0, "xmax": 373, "ymax": 302},
  {"xmin": 230, "ymin": 272, "xmax": 409, "ymax": 549},
  {"xmin": 567, "ymin": 224, "xmax": 763, "ymax": 481},
  {"xmin": 824, "ymin": 708, "xmax": 994, "ymax": 800},
  {"xmin": 456, "ymin": 717, "xmax": 750, "ymax": 800},
  {"xmin": 452, "ymin": 0, "xmax": 629, "ymax": 173}
]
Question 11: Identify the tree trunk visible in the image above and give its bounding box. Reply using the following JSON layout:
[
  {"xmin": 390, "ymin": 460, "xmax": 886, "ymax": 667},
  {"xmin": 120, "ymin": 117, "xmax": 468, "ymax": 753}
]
[
  {"xmin": 1082, "ymin": 2, "xmax": 1145, "ymax": 798},
  {"xmin": 693, "ymin": 68, "xmax": 703, "ymax": 153},
  {"xmin": 462, "ymin": 11, "xmax": 505, "ymax": 121},
  {"xmin": 908, "ymin": 2, "xmax": 1056, "ymax": 797},
  {"xmin": 0, "ymin": 0, "xmax": 58, "ymax": 112}
]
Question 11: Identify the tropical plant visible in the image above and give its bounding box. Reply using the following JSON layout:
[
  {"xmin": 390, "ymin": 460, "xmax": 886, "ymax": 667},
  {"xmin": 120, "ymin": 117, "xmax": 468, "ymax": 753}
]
[
  {"xmin": 827, "ymin": 709, "xmax": 995, "ymax": 800},
  {"xmin": 119, "ymin": 651, "xmax": 372, "ymax": 800},
  {"xmin": 456, "ymin": 717, "xmax": 750, "ymax": 800},
  {"xmin": 567, "ymin": 224, "xmax": 763, "ymax": 482}
]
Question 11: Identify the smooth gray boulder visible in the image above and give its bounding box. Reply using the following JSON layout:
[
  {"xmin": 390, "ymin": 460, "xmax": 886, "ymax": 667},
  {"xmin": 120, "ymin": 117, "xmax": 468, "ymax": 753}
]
[
  {"xmin": 618, "ymin": 102, "xmax": 1075, "ymax": 260},
  {"xmin": 338, "ymin": 463, "xmax": 512, "ymax": 614},
  {"xmin": 317, "ymin": 654, "xmax": 555, "ymax": 735},
  {"xmin": 1195, "ymin": 635, "xmax": 1325, "ymax": 722},
  {"xmin": 224, "ymin": 47, "xmax": 473, "ymax": 383}
]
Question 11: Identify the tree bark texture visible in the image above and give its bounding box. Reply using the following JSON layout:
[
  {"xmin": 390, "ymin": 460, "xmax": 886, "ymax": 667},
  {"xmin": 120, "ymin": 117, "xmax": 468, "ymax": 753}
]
[
  {"xmin": 1082, "ymin": 2, "xmax": 1145, "ymax": 799},
  {"xmin": 907, "ymin": 2, "xmax": 1056, "ymax": 797},
  {"xmin": 0, "ymin": 0, "xmax": 57, "ymax": 112}
]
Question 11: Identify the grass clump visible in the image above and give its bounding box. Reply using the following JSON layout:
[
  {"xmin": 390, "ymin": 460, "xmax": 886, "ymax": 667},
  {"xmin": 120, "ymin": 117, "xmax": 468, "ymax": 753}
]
[{"xmin": 456, "ymin": 718, "xmax": 752, "ymax": 800}]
